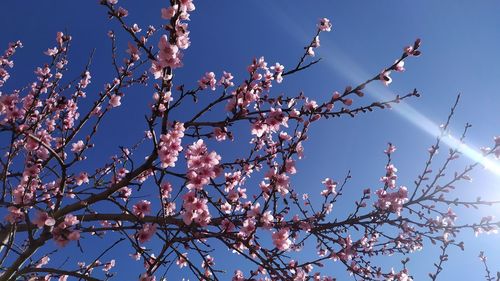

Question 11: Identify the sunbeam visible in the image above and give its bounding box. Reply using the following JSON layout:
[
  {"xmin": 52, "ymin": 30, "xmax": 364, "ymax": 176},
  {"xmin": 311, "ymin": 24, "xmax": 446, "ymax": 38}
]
[
  {"xmin": 263, "ymin": 3, "xmax": 500, "ymax": 177},
  {"xmin": 321, "ymin": 46, "xmax": 500, "ymax": 177}
]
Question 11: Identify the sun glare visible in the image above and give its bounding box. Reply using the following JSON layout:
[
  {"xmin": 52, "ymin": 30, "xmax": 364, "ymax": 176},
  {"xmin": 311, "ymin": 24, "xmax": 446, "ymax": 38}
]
[{"xmin": 322, "ymin": 47, "xmax": 500, "ymax": 177}]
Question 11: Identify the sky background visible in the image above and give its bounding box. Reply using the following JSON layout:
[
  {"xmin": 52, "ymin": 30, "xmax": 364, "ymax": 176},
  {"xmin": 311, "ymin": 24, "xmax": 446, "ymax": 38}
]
[{"xmin": 1, "ymin": 0, "xmax": 500, "ymax": 280}]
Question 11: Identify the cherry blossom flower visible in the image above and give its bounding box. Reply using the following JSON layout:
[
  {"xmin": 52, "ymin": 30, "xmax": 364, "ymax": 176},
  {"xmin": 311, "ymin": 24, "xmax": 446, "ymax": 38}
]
[
  {"xmin": 318, "ymin": 18, "xmax": 332, "ymax": 32},
  {"xmin": 109, "ymin": 94, "xmax": 122, "ymax": 107},
  {"xmin": 102, "ymin": 260, "xmax": 116, "ymax": 272},
  {"xmin": 158, "ymin": 122, "xmax": 185, "ymax": 168},
  {"xmin": 133, "ymin": 200, "xmax": 152, "ymax": 218},
  {"xmin": 136, "ymin": 224, "xmax": 157, "ymax": 243},
  {"xmin": 272, "ymin": 228, "xmax": 292, "ymax": 251},
  {"xmin": 321, "ymin": 178, "xmax": 337, "ymax": 196},
  {"xmin": 71, "ymin": 140, "xmax": 85, "ymax": 153},
  {"xmin": 185, "ymin": 139, "xmax": 221, "ymax": 190},
  {"xmin": 198, "ymin": 72, "xmax": 217, "ymax": 90},
  {"xmin": 75, "ymin": 172, "xmax": 89, "ymax": 186},
  {"xmin": 379, "ymin": 70, "xmax": 392, "ymax": 86},
  {"xmin": 374, "ymin": 186, "xmax": 409, "ymax": 216},
  {"xmin": 176, "ymin": 253, "xmax": 188, "ymax": 268},
  {"xmin": 218, "ymin": 71, "xmax": 234, "ymax": 88},
  {"xmin": 33, "ymin": 211, "xmax": 56, "ymax": 228}
]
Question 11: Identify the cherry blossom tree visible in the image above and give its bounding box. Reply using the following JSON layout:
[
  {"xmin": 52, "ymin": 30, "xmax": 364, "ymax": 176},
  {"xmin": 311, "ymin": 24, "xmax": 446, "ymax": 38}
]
[{"xmin": 0, "ymin": 1, "xmax": 499, "ymax": 280}]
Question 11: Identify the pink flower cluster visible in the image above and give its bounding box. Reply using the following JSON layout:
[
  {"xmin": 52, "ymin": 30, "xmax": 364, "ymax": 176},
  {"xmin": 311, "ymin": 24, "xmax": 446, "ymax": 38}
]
[
  {"xmin": 176, "ymin": 252, "xmax": 188, "ymax": 268},
  {"xmin": 158, "ymin": 122, "xmax": 185, "ymax": 168},
  {"xmin": 218, "ymin": 71, "xmax": 234, "ymax": 88},
  {"xmin": 272, "ymin": 228, "xmax": 292, "ymax": 251},
  {"xmin": 151, "ymin": 1, "xmax": 194, "ymax": 78},
  {"xmin": 136, "ymin": 223, "xmax": 157, "ymax": 243},
  {"xmin": 109, "ymin": 94, "xmax": 121, "ymax": 108},
  {"xmin": 185, "ymin": 139, "xmax": 221, "ymax": 190},
  {"xmin": 181, "ymin": 191, "xmax": 211, "ymax": 226},
  {"xmin": 317, "ymin": 18, "xmax": 332, "ymax": 32},
  {"xmin": 306, "ymin": 18, "xmax": 331, "ymax": 56},
  {"xmin": 263, "ymin": 168, "xmax": 290, "ymax": 196},
  {"xmin": 5, "ymin": 206, "xmax": 25, "ymax": 223},
  {"xmin": 0, "ymin": 92, "xmax": 23, "ymax": 122},
  {"xmin": 152, "ymin": 35, "xmax": 183, "ymax": 74},
  {"xmin": 133, "ymin": 200, "xmax": 151, "ymax": 218},
  {"xmin": 0, "ymin": 41, "xmax": 22, "ymax": 87},
  {"xmin": 198, "ymin": 72, "xmax": 217, "ymax": 90},
  {"xmin": 251, "ymin": 108, "xmax": 289, "ymax": 137},
  {"xmin": 52, "ymin": 214, "xmax": 81, "ymax": 247},
  {"xmin": 32, "ymin": 211, "xmax": 56, "ymax": 228},
  {"xmin": 320, "ymin": 178, "xmax": 337, "ymax": 196},
  {"xmin": 225, "ymin": 57, "xmax": 285, "ymax": 112},
  {"xmin": 374, "ymin": 186, "xmax": 409, "ymax": 216},
  {"xmin": 161, "ymin": 0, "xmax": 194, "ymax": 20},
  {"xmin": 380, "ymin": 164, "xmax": 398, "ymax": 189}
]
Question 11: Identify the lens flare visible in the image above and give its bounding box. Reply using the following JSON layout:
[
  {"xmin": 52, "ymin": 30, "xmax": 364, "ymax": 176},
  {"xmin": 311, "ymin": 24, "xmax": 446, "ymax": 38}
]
[{"xmin": 322, "ymin": 46, "xmax": 500, "ymax": 177}]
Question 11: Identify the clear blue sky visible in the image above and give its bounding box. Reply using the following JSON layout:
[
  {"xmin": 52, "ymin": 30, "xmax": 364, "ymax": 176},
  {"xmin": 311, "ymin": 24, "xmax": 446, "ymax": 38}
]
[{"xmin": 1, "ymin": 1, "xmax": 499, "ymax": 280}]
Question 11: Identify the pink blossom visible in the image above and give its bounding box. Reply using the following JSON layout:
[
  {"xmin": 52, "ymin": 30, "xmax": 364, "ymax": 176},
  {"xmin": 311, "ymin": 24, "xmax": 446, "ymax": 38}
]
[
  {"xmin": 180, "ymin": 0, "xmax": 195, "ymax": 12},
  {"xmin": 321, "ymin": 178, "xmax": 337, "ymax": 196},
  {"xmin": 213, "ymin": 127, "xmax": 227, "ymax": 141},
  {"xmin": 379, "ymin": 70, "xmax": 392, "ymax": 86},
  {"xmin": 251, "ymin": 121, "xmax": 268, "ymax": 137},
  {"xmin": 272, "ymin": 228, "xmax": 292, "ymax": 251},
  {"xmin": 285, "ymin": 159, "xmax": 297, "ymax": 174},
  {"xmin": 158, "ymin": 122, "xmax": 185, "ymax": 168},
  {"xmin": 133, "ymin": 200, "xmax": 152, "ymax": 218},
  {"xmin": 44, "ymin": 47, "xmax": 58, "ymax": 56},
  {"xmin": 151, "ymin": 34, "xmax": 183, "ymax": 78},
  {"xmin": 218, "ymin": 71, "xmax": 234, "ymax": 88},
  {"xmin": 232, "ymin": 270, "xmax": 245, "ymax": 281},
  {"xmin": 270, "ymin": 63, "xmax": 285, "ymax": 83},
  {"xmin": 185, "ymin": 139, "xmax": 221, "ymax": 190},
  {"xmin": 5, "ymin": 206, "xmax": 24, "ymax": 223},
  {"xmin": 102, "ymin": 260, "xmax": 116, "ymax": 272},
  {"xmin": 198, "ymin": 72, "xmax": 217, "ymax": 90},
  {"xmin": 109, "ymin": 94, "xmax": 121, "ymax": 107},
  {"xmin": 394, "ymin": 60, "xmax": 405, "ymax": 72},
  {"xmin": 136, "ymin": 224, "xmax": 157, "ymax": 243},
  {"xmin": 35, "ymin": 256, "xmax": 50, "ymax": 268},
  {"xmin": 126, "ymin": 42, "xmax": 140, "ymax": 61},
  {"xmin": 118, "ymin": 186, "xmax": 132, "ymax": 200},
  {"xmin": 221, "ymin": 218, "xmax": 235, "ymax": 232},
  {"xmin": 33, "ymin": 211, "xmax": 56, "ymax": 228},
  {"xmin": 318, "ymin": 18, "xmax": 332, "ymax": 32},
  {"xmin": 384, "ymin": 143, "xmax": 397, "ymax": 154},
  {"xmin": 71, "ymin": 140, "xmax": 85, "ymax": 153},
  {"xmin": 161, "ymin": 6, "xmax": 176, "ymax": 19},
  {"xmin": 176, "ymin": 253, "xmax": 188, "ymax": 268},
  {"xmin": 75, "ymin": 172, "xmax": 89, "ymax": 186},
  {"xmin": 238, "ymin": 218, "xmax": 256, "ymax": 238},
  {"xmin": 52, "ymin": 219, "xmax": 81, "ymax": 247},
  {"xmin": 381, "ymin": 164, "xmax": 398, "ymax": 189},
  {"xmin": 117, "ymin": 7, "xmax": 128, "ymax": 17},
  {"xmin": 182, "ymin": 191, "xmax": 211, "ymax": 226},
  {"xmin": 374, "ymin": 186, "xmax": 409, "ymax": 216},
  {"xmin": 304, "ymin": 99, "xmax": 318, "ymax": 112},
  {"xmin": 260, "ymin": 211, "xmax": 274, "ymax": 228},
  {"xmin": 161, "ymin": 182, "xmax": 172, "ymax": 199},
  {"xmin": 79, "ymin": 71, "xmax": 91, "ymax": 89},
  {"xmin": 307, "ymin": 47, "xmax": 315, "ymax": 56},
  {"xmin": 64, "ymin": 214, "xmax": 79, "ymax": 227}
]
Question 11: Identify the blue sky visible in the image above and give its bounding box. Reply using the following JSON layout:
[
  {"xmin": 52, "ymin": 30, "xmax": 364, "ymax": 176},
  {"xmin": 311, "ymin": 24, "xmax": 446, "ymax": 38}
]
[{"xmin": 1, "ymin": 0, "xmax": 500, "ymax": 280}]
